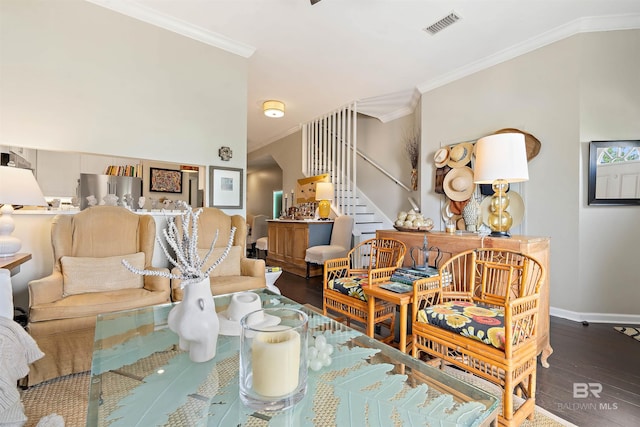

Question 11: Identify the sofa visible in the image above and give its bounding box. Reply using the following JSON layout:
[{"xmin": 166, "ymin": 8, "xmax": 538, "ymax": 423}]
[
  {"xmin": 171, "ymin": 207, "xmax": 266, "ymax": 301},
  {"xmin": 26, "ymin": 207, "xmax": 171, "ymax": 386}
]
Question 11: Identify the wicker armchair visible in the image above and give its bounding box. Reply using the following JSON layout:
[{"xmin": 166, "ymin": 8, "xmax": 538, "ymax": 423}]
[
  {"xmin": 411, "ymin": 248, "xmax": 544, "ymax": 427},
  {"xmin": 323, "ymin": 238, "xmax": 406, "ymax": 344}
]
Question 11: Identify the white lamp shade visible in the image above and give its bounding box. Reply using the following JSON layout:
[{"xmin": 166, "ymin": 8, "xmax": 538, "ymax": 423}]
[
  {"xmin": 263, "ymin": 100, "xmax": 285, "ymax": 118},
  {"xmin": 473, "ymin": 133, "xmax": 529, "ymax": 184},
  {"xmin": 315, "ymin": 182, "xmax": 334, "ymax": 201},
  {"xmin": 0, "ymin": 166, "xmax": 47, "ymax": 206}
]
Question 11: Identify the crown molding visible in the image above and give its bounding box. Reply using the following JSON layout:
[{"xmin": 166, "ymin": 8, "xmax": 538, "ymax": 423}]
[
  {"xmin": 86, "ymin": 0, "xmax": 256, "ymax": 58},
  {"xmin": 418, "ymin": 14, "xmax": 640, "ymax": 94},
  {"xmin": 248, "ymin": 124, "xmax": 302, "ymax": 153}
]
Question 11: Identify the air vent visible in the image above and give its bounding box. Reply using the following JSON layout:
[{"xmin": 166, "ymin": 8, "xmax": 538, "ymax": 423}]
[{"xmin": 423, "ymin": 12, "xmax": 461, "ymax": 35}]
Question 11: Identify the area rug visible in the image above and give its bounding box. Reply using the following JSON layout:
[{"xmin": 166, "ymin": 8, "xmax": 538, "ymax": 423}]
[
  {"xmin": 20, "ymin": 367, "xmax": 576, "ymax": 427},
  {"xmin": 614, "ymin": 326, "xmax": 640, "ymax": 342}
]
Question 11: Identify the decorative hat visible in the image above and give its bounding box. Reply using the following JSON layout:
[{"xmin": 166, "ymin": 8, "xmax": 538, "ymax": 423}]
[
  {"xmin": 433, "ymin": 147, "xmax": 450, "ymax": 168},
  {"xmin": 443, "ymin": 166, "xmax": 475, "ymax": 201},
  {"xmin": 217, "ymin": 292, "xmax": 280, "ymax": 336},
  {"xmin": 447, "ymin": 142, "xmax": 474, "ymax": 168},
  {"xmin": 493, "ymin": 128, "xmax": 541, "ymax": 162}
]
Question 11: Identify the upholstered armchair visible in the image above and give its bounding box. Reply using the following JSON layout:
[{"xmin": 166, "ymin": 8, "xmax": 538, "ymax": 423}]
[
  {"xmin": 412, "ymin": 248, "xmax": 544, "ymax": 426},
  {"xmin": 171, "ymin": 207, "xmax": 266, "ymax": 301},
  {"xmin": 26, "ymin": 207, "xmax": 171, "ymax": 386},
  {"xmin": 323, "ymin": 238, "xmax": 406, "ymax": 344}
]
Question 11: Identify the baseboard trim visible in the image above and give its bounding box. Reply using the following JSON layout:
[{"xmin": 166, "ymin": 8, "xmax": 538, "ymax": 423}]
[{"xmin": 550, "ymin": 307, "xmax": 640, "ymax": 324}]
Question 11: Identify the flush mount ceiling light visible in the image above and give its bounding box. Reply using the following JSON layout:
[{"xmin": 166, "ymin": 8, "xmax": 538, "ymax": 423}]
[{"xmin": 263, "ymin": 100, "xmax": 285, "ymax": 118}]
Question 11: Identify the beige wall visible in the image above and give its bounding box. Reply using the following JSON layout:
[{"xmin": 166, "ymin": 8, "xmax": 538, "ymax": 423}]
[
  {"xmin": 357, "ymin": 112, "xmax": 419, "ymax": 220},
  {"xmin": 246, "ymin": 164, "xmax": 283, "ymax": 218},
  {"xmin": 421, "ymin": 30, "xmax": 639, "ymax": 320},
  {"xmin": 577, "ymin": 30, "xmax": 640, "ymax": 317},
  {"xmin": 248, "ymin": 130, "xmax": 304, "ymax": 204}
]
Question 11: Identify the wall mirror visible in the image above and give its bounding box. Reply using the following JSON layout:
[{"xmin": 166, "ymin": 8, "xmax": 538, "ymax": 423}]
[{"xmin": 588, "ymin": 140, "xmax": 640, "ymax": 205}]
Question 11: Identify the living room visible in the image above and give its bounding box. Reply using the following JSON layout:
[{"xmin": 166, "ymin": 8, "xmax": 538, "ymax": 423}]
[{"xmin": 2, "ymin": 1, "xmax": 639, "ymax": 426}]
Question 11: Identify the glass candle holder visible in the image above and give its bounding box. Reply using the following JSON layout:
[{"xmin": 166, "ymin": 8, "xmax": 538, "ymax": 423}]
[{"xmin": 239, "ymin": 308, "xmax": 309, "ymax": 411}]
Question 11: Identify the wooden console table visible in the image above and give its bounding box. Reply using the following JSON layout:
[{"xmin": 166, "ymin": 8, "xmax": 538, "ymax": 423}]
[
  {"xmin": 376, "ymin": 229, "xmax": 553, "ymax": 368},
  {"xmin": 266, "ymin": 220, "xmax": 333, "ymax": 277}
]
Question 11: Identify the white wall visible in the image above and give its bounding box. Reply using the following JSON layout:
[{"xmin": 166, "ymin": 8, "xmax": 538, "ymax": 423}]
[
  {"xmin": 0, "ymin": 0, "xmax": 248, "ymax": 211},
  {"xmin": 1, "ymin": 0, "xmax": 248, "ymax": 307},
  {"xmin": 421, "ymin": 30, "xmax": 639, "ymax": 321}
]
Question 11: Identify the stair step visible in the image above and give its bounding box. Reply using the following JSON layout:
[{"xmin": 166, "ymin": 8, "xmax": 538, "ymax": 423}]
[{"xmin": 354, "ymin": 221, "xmax": 384, "ymax": 233}]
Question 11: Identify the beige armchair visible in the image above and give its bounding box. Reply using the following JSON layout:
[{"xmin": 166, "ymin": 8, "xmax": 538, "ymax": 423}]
[
  {"xmin": 171, "ymin": 207, "xmax": 266, "ymax": 301},
  {"xmin": 26, "ymin": 207, "xmax": 171, "ymax": 386}
]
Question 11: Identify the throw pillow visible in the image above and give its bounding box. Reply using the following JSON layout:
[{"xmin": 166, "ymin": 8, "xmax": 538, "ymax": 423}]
[{"xmin": 61, "ymin": 252, "xmax": 145, "ymax": 296}]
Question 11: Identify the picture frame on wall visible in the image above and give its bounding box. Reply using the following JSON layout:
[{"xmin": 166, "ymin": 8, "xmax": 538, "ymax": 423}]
[
  {"xmin": 149, "ymin": 167, "xmax": 182, "ymax": 193},
  {"xmin": 209, "ymin": 166, "xmax": 243, "ymax": 209}
]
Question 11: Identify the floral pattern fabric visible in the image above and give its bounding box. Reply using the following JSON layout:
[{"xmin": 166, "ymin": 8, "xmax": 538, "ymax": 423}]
[
  {"xmin": 417, "ymin": 300, "xmax": 506, "ymax": 350},
  {"xmin": 328, "ymin": 276, "xmax": 368, "ymax": 302}
]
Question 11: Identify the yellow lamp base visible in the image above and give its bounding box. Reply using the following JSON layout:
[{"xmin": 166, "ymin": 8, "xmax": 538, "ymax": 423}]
[{"xmin": 318, "ymin": 200, "xmax": 331, "ymax": 219}]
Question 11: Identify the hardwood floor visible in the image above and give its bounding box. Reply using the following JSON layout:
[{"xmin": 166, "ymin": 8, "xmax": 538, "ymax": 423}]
[{"xmin": 274, "ymin": 271, "xmax": 640, "ymax": 427}]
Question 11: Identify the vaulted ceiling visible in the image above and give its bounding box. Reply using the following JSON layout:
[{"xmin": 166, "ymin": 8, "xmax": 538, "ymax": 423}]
[{"xmin": 89, "ymin": 0, "xmax": 640, "ymax": 152}]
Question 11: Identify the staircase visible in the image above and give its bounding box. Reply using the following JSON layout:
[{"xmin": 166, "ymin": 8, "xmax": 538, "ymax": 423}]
[
  {"xmin": 303, "ymin": 101, "xmax": 399, "ymax": 244},
  {"xmin": 339, "ymin": 187, "xmax": 394, "ymax": 244}
]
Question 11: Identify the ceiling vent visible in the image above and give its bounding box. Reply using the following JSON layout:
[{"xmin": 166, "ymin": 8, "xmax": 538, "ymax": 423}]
[{"xmin": 423, "ymin": 12, "xmax": 461, "ymax": 35}]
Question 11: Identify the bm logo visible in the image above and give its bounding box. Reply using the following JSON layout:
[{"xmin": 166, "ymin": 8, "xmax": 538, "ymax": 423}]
[{"xmin": 573, "ymin": 382, "xmax": 602, "ymax": 398}]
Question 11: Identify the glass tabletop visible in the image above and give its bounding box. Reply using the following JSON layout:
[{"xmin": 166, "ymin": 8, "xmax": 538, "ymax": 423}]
[{"xmin": 88, "ymin": 288, "xmax": 498, "ymax": 426}]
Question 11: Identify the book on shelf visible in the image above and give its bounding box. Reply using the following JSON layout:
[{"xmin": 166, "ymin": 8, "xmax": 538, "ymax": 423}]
[
  {"xmin": 390, "ymin": 267, "xmax": 439, "ymax": 285},
  {"xmin": 104, "ymin": 164, "xmax": 143, "ymax": 177}
]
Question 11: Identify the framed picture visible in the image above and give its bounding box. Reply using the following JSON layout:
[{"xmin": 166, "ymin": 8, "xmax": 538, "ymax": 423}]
[
  {"xmin": 209, "ymin": 166, "xmax": 243, "ymax": 209},
  {"xmin": 588, "ymin": 140, "xmax": 640, "ymax": 205},
  {"xmin": 149, "ymin": 167, "xmax": 182, "ymax": 193}
]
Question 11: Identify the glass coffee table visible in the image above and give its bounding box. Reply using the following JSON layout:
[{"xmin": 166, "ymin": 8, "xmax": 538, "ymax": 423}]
[{"xmin": 87, "ymin": 289, "xmax": 498, "ymax": 426}]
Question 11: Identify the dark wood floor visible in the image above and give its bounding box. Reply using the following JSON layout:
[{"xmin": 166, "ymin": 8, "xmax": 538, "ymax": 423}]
[{"xmin": 275, "ymin": 271, "xmax": 640, "ymax": 427}]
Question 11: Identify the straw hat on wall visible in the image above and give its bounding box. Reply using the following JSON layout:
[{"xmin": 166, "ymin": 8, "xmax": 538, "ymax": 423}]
[
  {"xmin": 447, "ymin": 142, "xmax": 474, "ymax": 168},
  {"xmin": 443, "ymin": 166, "xmax": 475, "ymax": 201}
]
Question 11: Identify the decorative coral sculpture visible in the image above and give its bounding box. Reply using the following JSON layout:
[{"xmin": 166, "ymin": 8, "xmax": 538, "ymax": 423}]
[{"xmin": 122, "ymin": 200, "xmax": 235, "ymax": 286}]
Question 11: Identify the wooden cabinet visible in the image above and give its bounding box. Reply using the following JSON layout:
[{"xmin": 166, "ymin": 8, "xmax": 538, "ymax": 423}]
[
  {"xmin": 376, "ymin": 229, "xmax": 553, "ymax": 368},
  {"xmin": 267, "ymin": 220, "xmax": 333, "ymax": 277}
]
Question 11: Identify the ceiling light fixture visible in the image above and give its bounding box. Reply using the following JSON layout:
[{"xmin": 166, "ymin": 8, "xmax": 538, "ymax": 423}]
[{"xmin": 263, "ymin": 100, "xmax": 285, "ymax": 118}]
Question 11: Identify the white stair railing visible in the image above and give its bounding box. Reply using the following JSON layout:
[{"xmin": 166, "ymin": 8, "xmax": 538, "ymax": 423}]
[{"xmin": 302, "ymin": 102, "xmax": 358, "ymax": 216}]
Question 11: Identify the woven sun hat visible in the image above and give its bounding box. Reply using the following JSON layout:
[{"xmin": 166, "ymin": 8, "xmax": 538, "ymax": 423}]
[
  {"xmin": 433, "ymin": 147, "xmax": 450, "ymax": 168},
  {"xmin": 443, "ymin": 166, "xmax": 475, "ymax": 201},
  {"xmin": 447, "ymin": 142, "xmax": 474, "ymax": 168},
  {"xmin": 217, "ymin": 291, "xmax": 280, "ymax": 336},
  {"xmin": 494, "ymin": 128, "xmax": 541, "ymax": 162}
]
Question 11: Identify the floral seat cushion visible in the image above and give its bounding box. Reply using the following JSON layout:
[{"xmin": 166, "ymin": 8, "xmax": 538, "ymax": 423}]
[
  {"xmin": 417, "ymin": 300, "xmax": 506, "ymax": 350},
  {"xmin": 328, "ymin": 275, "xmax": 368, "ymax": 301}
]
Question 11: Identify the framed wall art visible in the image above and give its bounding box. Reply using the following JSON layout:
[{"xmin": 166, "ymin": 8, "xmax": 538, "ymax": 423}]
[
  {"xmin": 149, "ymin": 167, "xmax": 182, "ymax": 193},
  {"xmin": 209, "ymin": 166, "xmax": 243, "ymax": 209},
  {"xmin": 588, "ymin": 140, "xmax": 640, "ymax": 205}
]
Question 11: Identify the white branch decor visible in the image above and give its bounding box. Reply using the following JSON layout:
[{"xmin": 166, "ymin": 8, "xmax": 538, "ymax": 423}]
[{"xmin": 123, "ymin": 200, "xmax": 235, "ymax": 288}]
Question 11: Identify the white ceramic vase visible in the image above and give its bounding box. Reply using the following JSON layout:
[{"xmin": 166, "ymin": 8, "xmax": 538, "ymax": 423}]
[{"xmin": 168, "ymin": 278, "xmax": 219, "ymax": 362}]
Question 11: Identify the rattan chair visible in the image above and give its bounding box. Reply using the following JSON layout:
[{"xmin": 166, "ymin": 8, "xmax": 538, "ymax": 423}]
[
  {"xmin": 411, "ymin": 248, "xmax": 544, "ymax": 427},
  {"xmin": 323, "ymin": 238, "xmax": 406, "ymax": 344}
]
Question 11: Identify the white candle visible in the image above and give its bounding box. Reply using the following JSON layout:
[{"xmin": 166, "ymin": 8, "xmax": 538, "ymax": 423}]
[{"xmin": 252, "ymin": 327, "xmax": 300, "ymax": 397}]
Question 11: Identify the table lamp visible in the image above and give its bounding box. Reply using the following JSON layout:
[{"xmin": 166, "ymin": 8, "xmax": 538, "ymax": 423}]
[
  {"xmin": 315, "ymin": 182, "xmax": 334, "ymax": 220},
  {"xmin": 473, "ymin": 133, "xmax": 529, "ymax": 237},
  {"xmin": 0, "ymin": 166, "xmax": 47, "ymax": 256}
]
